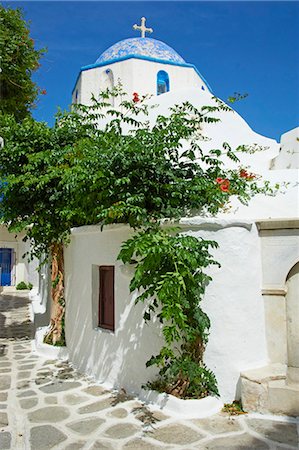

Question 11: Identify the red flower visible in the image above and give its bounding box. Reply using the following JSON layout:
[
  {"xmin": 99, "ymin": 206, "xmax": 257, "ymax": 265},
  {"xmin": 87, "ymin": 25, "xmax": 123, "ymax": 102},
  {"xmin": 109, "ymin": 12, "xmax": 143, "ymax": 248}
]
[
  {"xmin": 216, "ymin": 178, "xmax": 230, "ymax": 192},
  {"xmin": 133, "ymin": 92, "xmax": 140, "ymax": 103},
  {"xmin": 240, "ymin": 169, "xmax": 256, "ymax": 180},
  {"xmin": 216, "ymin": 177, "xmax": 230, "ymax": 192},
  {"xmin": 41, "ymin": 89, "xmax": 47, "ymax": 95},
  {"xmin": 220, "ymin": 180, "xmax": 230, "ymax": 192},
  {"xmin": 240, "ymin": 169, "xmax": 249, "ymax": 178}
]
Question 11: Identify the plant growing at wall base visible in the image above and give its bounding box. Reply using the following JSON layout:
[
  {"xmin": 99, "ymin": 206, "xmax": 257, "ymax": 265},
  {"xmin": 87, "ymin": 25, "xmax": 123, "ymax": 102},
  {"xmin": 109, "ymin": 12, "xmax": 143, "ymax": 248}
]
[
  {"xmin": 16, "ymin": 281, "xmax": 29, "ymax": 290},
  {"xmin": 222, "ymin": 400, "xmax": 247, "ymax": 415},
  {"xmin": 119, "ymin": 227, "xmax": 220, "ymax": 398}
]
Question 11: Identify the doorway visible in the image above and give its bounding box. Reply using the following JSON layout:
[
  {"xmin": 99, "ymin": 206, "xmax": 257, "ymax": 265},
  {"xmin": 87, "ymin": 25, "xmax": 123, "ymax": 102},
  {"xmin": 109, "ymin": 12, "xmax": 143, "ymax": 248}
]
[{"xmin": 0, "ymin": 248, "xmax": 13, "ymax": 286}]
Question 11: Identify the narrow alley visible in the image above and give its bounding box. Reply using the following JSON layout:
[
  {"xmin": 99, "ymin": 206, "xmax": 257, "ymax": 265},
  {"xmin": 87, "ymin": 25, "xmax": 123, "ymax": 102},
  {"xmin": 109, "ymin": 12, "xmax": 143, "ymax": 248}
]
[{"xmin": 0, "ymin": 290, "xmax": 298, "ymax": 450}]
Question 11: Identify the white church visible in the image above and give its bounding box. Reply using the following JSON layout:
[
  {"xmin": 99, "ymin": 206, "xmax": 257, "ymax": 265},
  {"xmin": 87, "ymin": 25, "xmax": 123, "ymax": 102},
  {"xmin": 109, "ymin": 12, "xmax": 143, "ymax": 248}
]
[{"xmin": 28, "ymin": 18, "xmax": 299, "ymax": 416}]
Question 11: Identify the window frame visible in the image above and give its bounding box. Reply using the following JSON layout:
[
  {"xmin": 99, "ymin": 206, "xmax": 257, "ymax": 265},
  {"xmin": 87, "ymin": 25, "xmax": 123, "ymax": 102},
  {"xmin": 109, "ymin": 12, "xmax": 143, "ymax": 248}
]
[
  {"xmin": 98, "ymin": 265, "xmax": 115, "ymax": 332},
  {"xmin": 157, "ymin": 70, "xmax": 170, "ymax": 96}
]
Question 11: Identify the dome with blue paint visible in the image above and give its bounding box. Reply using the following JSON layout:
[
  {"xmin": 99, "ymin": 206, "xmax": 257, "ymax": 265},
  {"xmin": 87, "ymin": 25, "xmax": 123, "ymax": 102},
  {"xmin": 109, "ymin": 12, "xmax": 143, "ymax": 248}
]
[{"xmin": 95, "ymin": 37, "xmax": 186, "ymax": 65}]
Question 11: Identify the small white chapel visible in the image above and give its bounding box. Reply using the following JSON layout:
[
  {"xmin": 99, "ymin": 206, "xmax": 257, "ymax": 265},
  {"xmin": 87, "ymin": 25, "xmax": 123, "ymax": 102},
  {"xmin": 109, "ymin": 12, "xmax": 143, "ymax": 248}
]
[{"xmin": 34, "ymin": 18, "xmax": 299, "ymax": 416}]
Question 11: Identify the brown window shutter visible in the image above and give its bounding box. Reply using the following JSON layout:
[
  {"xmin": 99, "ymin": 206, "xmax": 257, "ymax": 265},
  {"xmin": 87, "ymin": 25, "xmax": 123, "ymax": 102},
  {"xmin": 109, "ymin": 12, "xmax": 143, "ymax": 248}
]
[{"xmin": 99, "ymin": 266, "xmax": 115, "ymax": 331}]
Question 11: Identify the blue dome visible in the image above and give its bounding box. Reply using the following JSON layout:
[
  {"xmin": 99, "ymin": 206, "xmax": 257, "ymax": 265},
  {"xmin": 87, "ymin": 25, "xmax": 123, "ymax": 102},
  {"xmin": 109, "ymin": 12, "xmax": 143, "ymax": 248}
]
[{"xmin": 95, "ymin": 38, "xmax": 186, "ymax": 65}]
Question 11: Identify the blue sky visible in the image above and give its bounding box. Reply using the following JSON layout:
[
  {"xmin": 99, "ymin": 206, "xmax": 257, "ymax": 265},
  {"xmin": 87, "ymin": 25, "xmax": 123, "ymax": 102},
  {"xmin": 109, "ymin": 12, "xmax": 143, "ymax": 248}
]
[{"xmin": 3, "ymin": 1, "xmax": 299, "ymax": 141}]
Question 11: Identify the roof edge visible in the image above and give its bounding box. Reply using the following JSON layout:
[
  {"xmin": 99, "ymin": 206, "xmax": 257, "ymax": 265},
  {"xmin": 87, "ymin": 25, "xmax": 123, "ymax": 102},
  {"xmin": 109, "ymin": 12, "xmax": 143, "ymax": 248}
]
[{"xmin": 84, "ymin": 54, "xmax": 189, "ymax": 70}]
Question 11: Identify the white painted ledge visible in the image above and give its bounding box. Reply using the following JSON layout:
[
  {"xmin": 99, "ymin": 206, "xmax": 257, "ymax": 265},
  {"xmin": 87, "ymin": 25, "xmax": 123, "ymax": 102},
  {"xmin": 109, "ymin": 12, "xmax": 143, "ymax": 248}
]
[
  {"xmin": 179, "ymin": 217, "xmax": 253, "ymax": 231},
  {"xmin": 139, "ymin": 389, "xmax": 223, "ymax": 418},
  {"xmin": 33, "ymin": 326, "xmax": 68, "ymax": 361},
  {"xmin": 70, "ymin": 217, "xmax": 254, "ymax": 236}
]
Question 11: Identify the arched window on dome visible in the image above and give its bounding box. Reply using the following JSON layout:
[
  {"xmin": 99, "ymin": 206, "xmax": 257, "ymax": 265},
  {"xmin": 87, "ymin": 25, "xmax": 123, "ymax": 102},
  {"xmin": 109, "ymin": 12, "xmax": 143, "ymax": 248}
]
[
  {"xmin": 100, "ymin": 69, "xmax": 114, "ymax": 105},
  {"xmin": 157, "ymin": 71, "xmax": 170, "ymax": 96}
]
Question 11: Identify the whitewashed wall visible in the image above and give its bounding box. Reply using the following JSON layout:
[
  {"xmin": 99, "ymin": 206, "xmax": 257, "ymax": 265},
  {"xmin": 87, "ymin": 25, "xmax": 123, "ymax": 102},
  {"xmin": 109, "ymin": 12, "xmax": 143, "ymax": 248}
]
[
  {"xmin": 271, "ymin": 127, "xmax": 299, "ymax": 170},
  {"xmin": 181, "ymin": 219, "xmax": 268, "ymax": 401},
  {"xmin": 64, "ymin": 225, "xmax": 163, "ymax": 394},
  {"xmin": 73, "ymin": 59, "xmax": 208, "ymax": 106},
  {"xmin": 64, "ymin": 221, "xmax": 268, "ymax": 402}
]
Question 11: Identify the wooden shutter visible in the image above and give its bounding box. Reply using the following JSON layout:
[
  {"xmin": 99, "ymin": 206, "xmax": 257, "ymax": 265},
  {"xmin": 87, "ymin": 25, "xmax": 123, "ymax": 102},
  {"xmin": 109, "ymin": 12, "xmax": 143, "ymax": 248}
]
[{"xmin": 99, "ymin": 266, "xmax": 115, "ymax": 331}]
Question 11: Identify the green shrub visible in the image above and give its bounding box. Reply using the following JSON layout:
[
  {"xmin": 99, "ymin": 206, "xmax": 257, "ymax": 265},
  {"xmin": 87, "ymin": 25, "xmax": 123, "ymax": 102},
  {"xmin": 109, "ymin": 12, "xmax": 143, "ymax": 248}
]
[
  {"xmin": 16, "ymin": 281, "xmax": 33, "ymax": 290},
  {"xmin": 16, "ymin": 281, "xmax": 29, "ymax": 290}
]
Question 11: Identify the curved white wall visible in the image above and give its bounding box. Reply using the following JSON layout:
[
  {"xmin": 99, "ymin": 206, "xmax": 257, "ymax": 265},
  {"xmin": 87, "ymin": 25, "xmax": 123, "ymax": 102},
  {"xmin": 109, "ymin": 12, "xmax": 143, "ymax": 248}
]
[{"xmin": 65, "ymin": 220, "xmax": 268, "ymax": 402}]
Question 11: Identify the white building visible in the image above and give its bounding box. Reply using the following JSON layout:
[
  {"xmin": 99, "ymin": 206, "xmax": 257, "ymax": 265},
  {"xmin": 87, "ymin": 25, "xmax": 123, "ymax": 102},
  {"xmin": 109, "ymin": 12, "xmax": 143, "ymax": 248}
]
[
  {"xmin": 0, "ymin": 226, "xmax": 33, "ymax": 287},
  {"xmin": 37, "ymin": 19, "xmax": 299, "ymax": 415}
]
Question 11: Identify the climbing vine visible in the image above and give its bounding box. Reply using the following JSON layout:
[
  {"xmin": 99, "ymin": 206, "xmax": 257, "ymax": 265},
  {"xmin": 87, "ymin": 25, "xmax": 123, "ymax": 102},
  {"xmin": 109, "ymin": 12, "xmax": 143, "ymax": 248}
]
[{"xmin": 119, "ymin": 227, "xmax": 220, "ymax": 398}]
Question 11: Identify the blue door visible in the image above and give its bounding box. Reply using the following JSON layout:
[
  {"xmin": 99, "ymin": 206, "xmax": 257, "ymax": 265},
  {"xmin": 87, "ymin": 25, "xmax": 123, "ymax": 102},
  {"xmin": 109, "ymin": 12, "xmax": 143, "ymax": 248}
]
[{"xmin": 0, "ymin": 248, "xmax": 12, "ymax": 286}]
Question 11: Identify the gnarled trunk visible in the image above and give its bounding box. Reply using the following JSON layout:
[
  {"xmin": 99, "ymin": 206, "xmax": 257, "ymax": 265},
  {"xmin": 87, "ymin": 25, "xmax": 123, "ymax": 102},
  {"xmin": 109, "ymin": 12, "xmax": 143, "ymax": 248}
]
[
  {"xmin": 169, "ymin": 336, "xmax": 205, "ymax": 398},
  {"xmin": 168, "ymin": 372, "xmax": 190, "ymax": 398},
  {"xmin": 43, "ymin": 242, "xmax": 65, "ymax": 346}
]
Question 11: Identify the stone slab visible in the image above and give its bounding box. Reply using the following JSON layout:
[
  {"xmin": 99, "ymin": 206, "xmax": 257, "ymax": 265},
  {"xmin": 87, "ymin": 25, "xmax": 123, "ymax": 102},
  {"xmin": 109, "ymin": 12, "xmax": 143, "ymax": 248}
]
[
  {"xmin": 268, "ymin": 380, "xmax": 299, "ymax": 416},
  {"xmin": 193, "ymin": 414, "xmax": 242, "ymax": 434},
  {"xmin": 44, "ymin": 397, "xmax": 57, "ymax": 405},
  {"xmin": 0, "ymin": 392, "xmax": 7, "ymax": 401},
  {"xmin": 83, "ymin": 386, "xmax": 108, "ymax": 397},
  {"xmin": 66, "ymin": 417, "xmax": 105, "ymax": 435},
  {"xmin": 0, "ymin": 431, "xmax": 11, "ymax": 449},
  {"xmin": 64, "ymin": 393, "xmax": 89, "ymax": 405},
  {"xmin": 78, "ymin": 398, "xmax": 114, "ymax": 414},
  {"xmin": 109, "ymin": 408, "xmax": 128, "ymax": 418},
  {"xmin": 202, "ymin": 433, "xmax": 270, "ymax": 450},
  {"xmin": 0, "ymin": 376, "xmax": 11, "ymax": 391},
  {"xmin": 151, "ymin": 424, "xmax": 204, "ymax": 445},
  {"xmin": 90, "ymin": 442, "xmax": 114, "ymax": 450},
  {"xmin": 0, "ymin": 412, "xmax": 8, "ymax": 426},
  {"xmin": 104, "ymin": 423, "xmax": 140, "ymax": 439},
  {"xmin": 20, "ymin": 398, "xmax": 39, "ymax": 409},
  {"xmin": 39, "ymin": 381, "xmax": 81, "ymax": 394},
  {"xmin": 64, "ymin": 442, "xmax": 87, "ymax": 450},
  {"xmin": 246, "ymin": 418, "xmax": 299, "ymax": 447},
  {"xmin": 30, "ymin": 425, "xmax": 67, "ymax": 449},
  {"xmin": 241, "ymin": 364, "xmax": 287, "ymax": 383},
  {"xmin": 124, "ymin": 439, "xmax": 164, "ymax": 449},
  {"xmin": 28, "ymin": 406, "xmax": 70, "ymax": 423},
  {"xmin": 17, "ymin": 390, "xmax": 36, "ymax": 398}
]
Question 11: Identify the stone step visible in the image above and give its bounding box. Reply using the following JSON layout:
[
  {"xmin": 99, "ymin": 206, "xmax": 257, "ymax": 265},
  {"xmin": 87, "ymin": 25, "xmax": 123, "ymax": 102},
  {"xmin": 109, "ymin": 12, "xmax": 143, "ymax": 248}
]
[{"xmin": 268, "ymin": 379, "xmax": 299, "ymax": 416}]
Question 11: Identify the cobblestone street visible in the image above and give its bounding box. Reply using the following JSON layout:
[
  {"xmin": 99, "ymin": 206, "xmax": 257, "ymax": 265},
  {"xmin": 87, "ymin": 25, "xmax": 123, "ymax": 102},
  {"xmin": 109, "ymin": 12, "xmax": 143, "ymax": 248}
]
[{"xmin": 0, "ymin": 291, "xmax": 298, "ymax": 449}]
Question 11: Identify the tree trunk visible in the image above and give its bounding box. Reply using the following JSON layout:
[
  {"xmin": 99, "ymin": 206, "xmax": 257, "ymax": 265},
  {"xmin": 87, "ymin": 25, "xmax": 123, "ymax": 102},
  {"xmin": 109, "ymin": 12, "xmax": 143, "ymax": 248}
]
[
  {"xmin": 168, "ymin": 372, "xmax": 190, "ymax": 398},
  {"xmin": 43, "ymin": 242, "xmax": 65, "ymax": 346}
]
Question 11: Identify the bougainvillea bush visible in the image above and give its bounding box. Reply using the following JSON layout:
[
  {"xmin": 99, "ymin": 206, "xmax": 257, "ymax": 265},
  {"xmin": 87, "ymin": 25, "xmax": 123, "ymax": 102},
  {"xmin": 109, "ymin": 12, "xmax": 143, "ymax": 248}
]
[{"xmin": 0, "ymin": 86, "xmax": 275, "ymax": 395}]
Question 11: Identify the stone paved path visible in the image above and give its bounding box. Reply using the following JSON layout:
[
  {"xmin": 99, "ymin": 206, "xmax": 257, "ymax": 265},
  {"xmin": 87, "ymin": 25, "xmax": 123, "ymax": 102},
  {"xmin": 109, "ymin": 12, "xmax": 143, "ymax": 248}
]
[{"xmin": 0, "ymin": 291, "xmax": 298, "ymax": 450}]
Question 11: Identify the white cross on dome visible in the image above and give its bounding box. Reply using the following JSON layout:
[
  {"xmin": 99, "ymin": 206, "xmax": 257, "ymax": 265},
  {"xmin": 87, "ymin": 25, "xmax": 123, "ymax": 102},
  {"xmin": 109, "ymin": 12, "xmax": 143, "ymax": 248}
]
[{"xmin": 133, "ymin": 17, "xmax": 153, "ymax": 38}]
